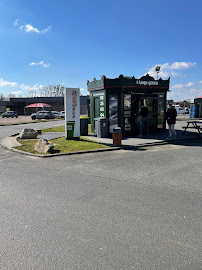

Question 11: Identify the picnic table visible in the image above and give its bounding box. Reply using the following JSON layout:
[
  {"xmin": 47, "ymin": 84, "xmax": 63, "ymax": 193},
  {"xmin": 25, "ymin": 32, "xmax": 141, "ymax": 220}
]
[{"xmin": 182, "ymin": 120, "xmax": 202, "ymax": 134}]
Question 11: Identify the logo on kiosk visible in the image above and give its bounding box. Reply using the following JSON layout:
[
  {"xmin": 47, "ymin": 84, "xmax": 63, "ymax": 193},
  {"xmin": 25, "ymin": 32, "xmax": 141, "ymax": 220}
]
[{"xmin": 136, "ymin": 80, "xmax": 158, "ymax": 86}]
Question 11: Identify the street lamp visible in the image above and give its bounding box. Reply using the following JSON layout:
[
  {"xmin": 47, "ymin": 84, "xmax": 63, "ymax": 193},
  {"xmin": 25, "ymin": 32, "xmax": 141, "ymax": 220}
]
[{"xmin": 155, "ymin": 66, "xmax": 161, "ymax": 80}]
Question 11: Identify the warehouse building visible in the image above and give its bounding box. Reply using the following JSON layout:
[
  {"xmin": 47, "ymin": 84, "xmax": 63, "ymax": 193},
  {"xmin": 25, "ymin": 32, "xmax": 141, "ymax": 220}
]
[{"xmin": 0, "ymin": 96, "xmax": 89, "ymax": 115}]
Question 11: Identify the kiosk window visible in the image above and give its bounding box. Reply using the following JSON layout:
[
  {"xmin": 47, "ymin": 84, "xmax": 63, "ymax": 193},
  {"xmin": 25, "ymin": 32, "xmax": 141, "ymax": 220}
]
[
  {"xmin": 124, "ymin": 94, "xmax": 131, "ymax": 110},
  {"xmin": 124, "ymin": 94, "xmax": 132, "ymax": 131},
  {"xmin": 109, "ymin": 95, "xmax": 118, "ymax": 133},
  {"xmin": 144, "ymin": 98, "xmax": 157, "ymax": 113}
]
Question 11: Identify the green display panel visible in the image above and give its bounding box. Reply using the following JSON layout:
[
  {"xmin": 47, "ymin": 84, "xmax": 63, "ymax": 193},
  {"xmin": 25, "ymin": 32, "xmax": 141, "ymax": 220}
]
[{"xmin": 66, "ymin": 121, "xmax": 75, "ymax": 139}]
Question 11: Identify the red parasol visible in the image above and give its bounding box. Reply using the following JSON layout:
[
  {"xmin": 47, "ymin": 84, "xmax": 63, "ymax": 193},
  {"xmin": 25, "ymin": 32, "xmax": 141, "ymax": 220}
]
[{"xmin": 25, "ymin": 103, "xmax": 52, "ymax": 108}]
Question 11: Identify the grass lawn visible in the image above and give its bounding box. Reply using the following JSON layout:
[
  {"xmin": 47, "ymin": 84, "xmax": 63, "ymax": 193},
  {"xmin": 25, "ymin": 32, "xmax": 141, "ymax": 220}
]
[
  {"xmin": 42, "ymin": 124, "xmax": 92, "ymax": 134},
  {"xmin": 42, "ymin": 126, "xmax": 65, "ymax": 133},
  {"xmin": 15, "ymin": 125, "xmax": 109, "ymax": 155}
]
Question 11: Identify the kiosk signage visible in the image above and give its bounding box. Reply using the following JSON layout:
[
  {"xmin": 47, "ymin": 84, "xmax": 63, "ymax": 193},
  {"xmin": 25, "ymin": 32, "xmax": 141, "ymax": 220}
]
[{"xmin": 64, "ymin": 87, "xmax": 80, "ymax": 139}]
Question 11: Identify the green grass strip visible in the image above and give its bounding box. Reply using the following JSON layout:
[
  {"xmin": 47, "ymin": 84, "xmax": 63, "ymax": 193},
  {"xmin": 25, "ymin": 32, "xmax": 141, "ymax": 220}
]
[{"xmin": 15, "ymin": 136, "xmax": 110, "ymax": 155}]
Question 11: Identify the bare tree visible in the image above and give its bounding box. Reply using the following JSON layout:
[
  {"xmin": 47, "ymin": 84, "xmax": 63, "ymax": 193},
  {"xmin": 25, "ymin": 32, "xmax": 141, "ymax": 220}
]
[
  {"xmin": 0, "ymin": 93, "xmax": 5, "ymax": 101},
  {"xmin": 39, "ymin": 84, "xmax": 65, "ymax": 97}
]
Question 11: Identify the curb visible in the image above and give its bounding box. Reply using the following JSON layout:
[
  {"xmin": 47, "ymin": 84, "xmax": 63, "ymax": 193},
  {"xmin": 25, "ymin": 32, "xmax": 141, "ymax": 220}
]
[
  {"xmin": 1, "ymin": 135, "xmax": 201, "ymax": 158},
  {"xmin": 0, "ymin": 119, "xmax": 63, "ymax": 127},
  {"xmin": 0, "ymin": 136, "xmax": 120, "ymax": 158}
]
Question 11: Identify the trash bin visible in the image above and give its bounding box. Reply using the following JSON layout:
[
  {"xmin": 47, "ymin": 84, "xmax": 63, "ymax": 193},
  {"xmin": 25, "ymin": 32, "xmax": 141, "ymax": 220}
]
[
  {"xmin": 80, "ymin": 118, "xmax": 88, "ymax": 136},
  {"xmin": 113, "ymin": 127, "xmax": 122, "ymax": 146},
  {"xmin": 94, "ymin": 118, "xmax": 109, "ymax": 138}
]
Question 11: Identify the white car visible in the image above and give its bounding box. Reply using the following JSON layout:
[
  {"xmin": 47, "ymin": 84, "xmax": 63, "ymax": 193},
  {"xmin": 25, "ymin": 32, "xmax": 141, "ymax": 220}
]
[
  {"xmin": 175, "ymin": 107, "xmax": 187, "ymax": 114},
  {"xmin": 59, "ymin": 111, "xmax": 65, "ymax": 118},
  {"xmin": 51, "ymin": 111, "xmax": 61, "ymax": 118}
]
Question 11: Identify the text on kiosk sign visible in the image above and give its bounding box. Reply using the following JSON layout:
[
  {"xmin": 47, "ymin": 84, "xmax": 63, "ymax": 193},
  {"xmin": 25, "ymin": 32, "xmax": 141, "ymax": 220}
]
[
  {"xmin": 72, "ymin": 90, "xmax": 77, "ymax": 118},
  {"xmin": 136, "ymin": 80, "xmax": 158, "ymax": 86}
]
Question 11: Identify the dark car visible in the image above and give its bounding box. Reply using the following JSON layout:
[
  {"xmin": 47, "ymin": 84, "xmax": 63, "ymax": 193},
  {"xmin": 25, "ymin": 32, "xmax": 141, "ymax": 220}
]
[
  {"xmin": 2, "ymin": 111, "xmax": 18, "ymax": 118},
  {"xmin": 31, "ymin": 110, "xmax": 55, "ymax": 120}
]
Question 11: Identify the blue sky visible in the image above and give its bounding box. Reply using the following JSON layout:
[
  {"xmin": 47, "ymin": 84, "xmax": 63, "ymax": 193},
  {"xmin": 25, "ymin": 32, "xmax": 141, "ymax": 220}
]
[{"xmin": 0, "ymin": 0, "xmax": 202, "ymax": 101}]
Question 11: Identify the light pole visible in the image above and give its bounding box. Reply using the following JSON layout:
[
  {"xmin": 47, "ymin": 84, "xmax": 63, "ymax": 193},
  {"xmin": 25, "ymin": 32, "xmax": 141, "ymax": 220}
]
[{"xmin": 155, "ymin": 66, "xmax": 161, "ymax": 80}]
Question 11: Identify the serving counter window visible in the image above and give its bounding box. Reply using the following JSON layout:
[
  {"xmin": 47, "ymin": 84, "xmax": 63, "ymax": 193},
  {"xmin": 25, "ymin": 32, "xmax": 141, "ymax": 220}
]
[{"xmin": 144, "ymin": 98, "xmax": 157, "ymax": 113}]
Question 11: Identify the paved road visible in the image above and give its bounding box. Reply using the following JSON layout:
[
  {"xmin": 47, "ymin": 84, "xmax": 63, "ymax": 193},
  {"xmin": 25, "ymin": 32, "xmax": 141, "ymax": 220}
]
[
  {"xmin": 0, "ymin": 124, "xmax": 202, "ymax": 270},
  {"xmin": 0, "ymin": 120, "xmax": 65, "ymax": 141}
]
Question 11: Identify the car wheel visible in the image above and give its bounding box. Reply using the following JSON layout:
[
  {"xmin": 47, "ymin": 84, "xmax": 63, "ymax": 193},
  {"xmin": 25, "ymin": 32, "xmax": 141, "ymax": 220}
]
[
  {"xmin": 32, "ymin": 117, "xmax": 36, "ymax": 120},
  {"xmin": 45, "ymin": 116, "xmax": 49, "ymax": 120},
  {"xmin": 16, "ymin": 116, "xmax": 18, "ymax": 118}
]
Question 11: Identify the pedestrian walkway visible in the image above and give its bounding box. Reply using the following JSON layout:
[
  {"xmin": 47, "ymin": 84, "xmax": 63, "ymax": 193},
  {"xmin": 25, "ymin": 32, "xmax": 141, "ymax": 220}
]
[{"xmin": 84, "ymin": 117, "xmax": 202, "ymax": 148}]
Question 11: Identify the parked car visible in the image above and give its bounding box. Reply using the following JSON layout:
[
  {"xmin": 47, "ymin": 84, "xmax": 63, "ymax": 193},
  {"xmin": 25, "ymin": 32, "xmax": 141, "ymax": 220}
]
[
  {"xmin": 51, "ymin": 111, "xmax": 61, "ymax": 118},
  {"xmin": 31, "ymin": 111, "xmax": 55, "ymax": 120},
  {"xmin": 2, "ymin": 111, "xmax": 18, "ymax": 118},
  {"xmin": 175, "ymin": 106, "xmax": 187, "ymax": 114},
  {"xmin": 59, "ymin": 111, "xmax": 65, "ymax": 118}
]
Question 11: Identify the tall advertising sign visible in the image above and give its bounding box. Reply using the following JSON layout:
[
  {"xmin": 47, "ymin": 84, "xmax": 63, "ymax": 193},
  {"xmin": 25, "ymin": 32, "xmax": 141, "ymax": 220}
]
[{"xmin": 64, "ymin": 88, "xmax": 80, "ymax": 139}]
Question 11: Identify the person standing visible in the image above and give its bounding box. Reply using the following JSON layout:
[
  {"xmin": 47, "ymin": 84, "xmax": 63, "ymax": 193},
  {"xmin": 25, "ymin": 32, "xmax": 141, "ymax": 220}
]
[
  {"xmin": 139, "ymin": 105, "xmax": 149, "ymax": 137},
  {"xmin": 166, "ymin": 104, "xmax": 177, "ymax": 139}
]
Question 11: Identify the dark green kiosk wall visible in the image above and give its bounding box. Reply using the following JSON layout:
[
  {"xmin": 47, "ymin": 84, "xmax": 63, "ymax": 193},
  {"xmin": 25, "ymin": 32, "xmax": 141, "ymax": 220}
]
[
  {"xmin": 90, "ymin": 90, "xmax": 106, "ymax": 133},
  {"xmin": 90, "ymin": 89, "xmax": 167, "ymax": 136},
  {"xmin": 88, "ymin": 75, "xmax": 169, "ymax": 136}
]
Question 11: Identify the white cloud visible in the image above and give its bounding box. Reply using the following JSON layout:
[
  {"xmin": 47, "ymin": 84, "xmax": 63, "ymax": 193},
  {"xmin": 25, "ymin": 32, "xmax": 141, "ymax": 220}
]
[
  {"xmin": 39, "ymin": 61, "xmax": 50, "ymax": 67},
  {"xmin": 20, "ymin": 83, "xmax": 44, "ymax": 91},
  {"xmin": 172, "ymin": 82, "xmax": 194, "ymax": 89},
  {"xmin": 29, "ymin": 62, "xmax": 38, "ymax": 66},
  {"xmin": 0, "ymin": 78, "xmax": 18, "ymax": 87},
  {"xmin": 13, "ymin": 19, "xmax": 19, "ymax": 26},
  {"xmin": 11, "ymin": 91, "xmax": 22, "ymax": 94},
  {"xmin": 169, "ymin": 62, "xmax": 196, "ymax": 70},
  {"xmin": 189, "ymin": 89, "xmax": 202, "ymax": 93},
  {"xmin": 29, "ymin": 61, "xmax": 50, "ymax": 67},
  {"xmin": 14, "ymin": 20, "xmax": 51, "ymax": 34},
  {"xmin": 146, "ymin": 61, "xmax": 196, "ymax": 79},
  {"xmin": 187, "ymin": 82, "xmax": 194, "ymax": 87},
  {"xmin": 41, "ymin": 26, "xmax": 51, "ymax": 34},
  {"xmin": 170, "ymin": 71, "xmax": 180, "ymax": 77},
  {"xmin": 199, "ymin": 80, "xmax": 202, "ymax": 83},
  {"xmin": 23, "ymin": 23, "xmax": 51, "ymax": 34},
  {"xmin": 24, "ymin": 24, "xmax": 40, "ymax": 33},
  {"xmin": 172, "ymin": 84, "xmax": 183, "ymax": 89}
]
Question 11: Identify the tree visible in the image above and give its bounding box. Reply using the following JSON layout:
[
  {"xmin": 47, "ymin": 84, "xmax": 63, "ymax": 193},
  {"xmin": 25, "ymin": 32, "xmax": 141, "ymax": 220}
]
[
  {"xmin": 39, "ymin": 84, "xmax": 65, "ymax": 97},
  {"xmin": 0, "ymin": 93, "xmax": 5, "ymax": 101}
]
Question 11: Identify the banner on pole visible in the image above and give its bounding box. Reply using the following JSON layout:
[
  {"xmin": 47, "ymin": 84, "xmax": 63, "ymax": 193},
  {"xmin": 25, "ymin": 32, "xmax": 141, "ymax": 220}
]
[{"xmin": 64, "ymin": 88, "xmax": 80, "ymax": 139}]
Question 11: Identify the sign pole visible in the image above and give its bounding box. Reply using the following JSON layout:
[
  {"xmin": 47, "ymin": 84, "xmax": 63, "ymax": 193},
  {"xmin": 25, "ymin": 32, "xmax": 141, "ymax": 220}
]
[{"xmin": 64, "ymin": 88, "xmax": 80, "ymax": 139}]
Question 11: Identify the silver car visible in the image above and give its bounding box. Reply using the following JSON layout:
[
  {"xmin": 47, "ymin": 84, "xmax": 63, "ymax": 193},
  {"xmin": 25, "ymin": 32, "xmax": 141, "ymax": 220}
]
[
  {"xmin": 31, "ymin": 111, "xmax": 55, "ymax": 120},
  {"xmin": 2, "ymin": 111, "xmax": 18, "ymax": 118}
]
